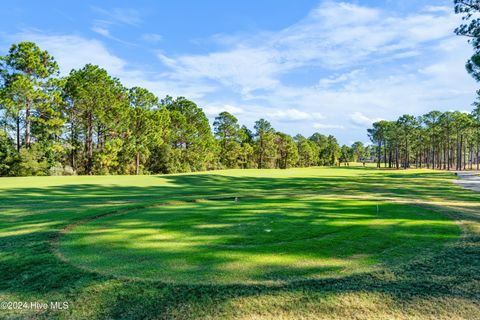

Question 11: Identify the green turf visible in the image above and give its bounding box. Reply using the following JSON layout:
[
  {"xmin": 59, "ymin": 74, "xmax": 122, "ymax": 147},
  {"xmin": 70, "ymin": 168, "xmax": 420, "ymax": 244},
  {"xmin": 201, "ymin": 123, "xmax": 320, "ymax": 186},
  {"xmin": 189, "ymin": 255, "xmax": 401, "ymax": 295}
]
[
  {"xmin": 0, "ymin": 167, "xmax": 479, "ymax": 319},
  {"xmin": 60, "ymin": 198, "xmax": 459, "ymax": 284}
]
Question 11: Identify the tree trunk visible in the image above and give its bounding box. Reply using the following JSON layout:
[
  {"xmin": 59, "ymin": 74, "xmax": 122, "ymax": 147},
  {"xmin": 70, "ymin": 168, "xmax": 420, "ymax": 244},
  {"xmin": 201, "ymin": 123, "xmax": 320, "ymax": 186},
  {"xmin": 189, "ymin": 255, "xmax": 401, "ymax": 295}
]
[
  {"xmin": 470, "ymin": 145, "xmax": 473, "ymax": 170},
  {"xmin": 447, "ymin": 132, "xmax": 450, "ymax": 171},
  {"xmin": 475, "ymin": 141, "xmax": 480, "ymax": 171},
  {"xmin": 455, "ymin": 133, "xmax": 461, "ymax": 170},
  {"xmin": 395, "ymin": 146, "xmax": 399, "ymax": 169},
  {"xmin": 16, "ymin": 115, "xmax": 21, "ymax": 151},
  {"xmin": 85, "ymin": 113, "xmax": 93, "ymax": 175},
  {"xmin": 432, "ymin": 138, "xmax": 435, "ymax": 170},
  {"xmin": 136, "ymin": 152, "xmax": 140, "ymax": 175},
  {"xmin": 460, "ymin": 137, "xmax": 463, "ymax": 170},
  {"xmin": 389, "ymin": 148, "xmax": 392, "ymax": 168},
  {"xmin": 25, "ymin": 100, "xmax": 31, "ymax": 147},
  {"xmin": 377, "ymin": 141, "xmax": 381, "ymax": 168},
  {"xmin": 405, "ymin": 138, "xmax": 409, "ymax": 169},
  {"xmin": 426, "ymin": 146, "xmax": 430, "ymax": 169},
  {"xmin": 383, "ymin": 139, "xmax": 387, "ymax": 168},
  {"xmin": 70, "ymin": 124, "xmax": 76, "ymax": 169},
  {"xmin": 443, "ymin": 144, "xmax": 446, "ymax": 170}
]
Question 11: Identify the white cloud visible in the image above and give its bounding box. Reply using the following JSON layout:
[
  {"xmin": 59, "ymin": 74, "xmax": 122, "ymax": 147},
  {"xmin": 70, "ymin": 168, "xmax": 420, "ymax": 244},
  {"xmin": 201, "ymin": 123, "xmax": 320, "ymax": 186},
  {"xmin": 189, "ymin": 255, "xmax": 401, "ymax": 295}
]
[
  {"xmin": 157, "ymin": 53, "xmax": 177, "ymax": 68},
  {"xmin": 141, "ymin": 2, "xmax": 477, "ymax": 144},
  {"xmin": 349, "ymin": 112, "xmax": 383, "ymax": 127},
  {"xmin": 270, "ymin": 109, "xmax": 325, "ymax": 122},
  {"xmin": 89, "ymin": 6, "xmax": 142, "ymax": 45},
  {"xmin": 156, "ymin": 1, "xmax": 465, "ymax": 98},
  {"xmin": 316, "ymin": 69, "xmax": 365, "ymax": 88},
  {"xmin": 91, "ymin": 26, "xmax": 110, "ymax": 37},
  {"xmin": 14, "ymin": 33, "xmax": 126, "ymax": 75},
  {"xmin": 142, "ymin": 33, "xmax": 162, "ymax": 43},
  {"xmin": 423, "ymin": 6, "xmax": 451, "ymax": 13},
  {"xmin": 313, "ymin": 123, "xmax": 344, "ymax": 130},
  {"xmin": 6, "ymin": 32, "xmax": 216, "ymax": 100},
  {"xmin": 91, "ymin": 7, "xmax": 142, "ymax": 26},
  {"xmin": 159, "ymin": 48, "xmax": 281, "ymax": 94},
  {"xmin": 203, "ymin": 104, "xmax": 244, "ymax": 116}
]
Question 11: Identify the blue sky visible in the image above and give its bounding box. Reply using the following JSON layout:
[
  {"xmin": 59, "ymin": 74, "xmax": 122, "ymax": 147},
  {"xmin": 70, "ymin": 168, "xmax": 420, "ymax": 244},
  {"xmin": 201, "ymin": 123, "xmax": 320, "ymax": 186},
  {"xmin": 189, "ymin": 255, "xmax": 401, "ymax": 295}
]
[{"xmin": 0, "ymin": 0, "xmax": 477, "ymax": 144}]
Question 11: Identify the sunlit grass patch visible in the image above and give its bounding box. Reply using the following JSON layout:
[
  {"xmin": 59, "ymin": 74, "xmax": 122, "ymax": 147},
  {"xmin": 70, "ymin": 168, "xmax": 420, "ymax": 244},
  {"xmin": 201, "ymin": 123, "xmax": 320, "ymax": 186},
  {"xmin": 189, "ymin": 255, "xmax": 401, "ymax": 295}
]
[{"xmin": 59, "ymin": 197, "xmax": 460, "ymax": 284}]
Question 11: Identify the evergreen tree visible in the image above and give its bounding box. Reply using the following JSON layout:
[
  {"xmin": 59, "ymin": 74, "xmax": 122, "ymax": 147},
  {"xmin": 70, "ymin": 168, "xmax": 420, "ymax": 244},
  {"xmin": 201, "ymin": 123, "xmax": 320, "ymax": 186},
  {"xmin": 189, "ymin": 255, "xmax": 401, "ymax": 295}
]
[
  {"xmin": 163, "ymin": 96, "xmax": 217, "ymax": 172},
  {"xmin": 213, "ymin": 111, "xmax": 242, "ymax": 168},
  {"xmin": 63, "ymin": 64, "xmax": 127, "ymax": 174},
  {"xmin": 126, "ymin": 87, "xmax": 159, "ymax": 174},
  {"xmin": 0, "ymin": 42, "xmax": 59, "ymax": 150},
  {"xmin": 254, "ymin": 119, "xmax": 276, "ymax": 169},
  {"xmin": 274, "ymin": 132, "xmax": 298, "ymax": 169},
  {"xmin": 297, "ymin": 135, "xmax": 318, "ymax": 167}
]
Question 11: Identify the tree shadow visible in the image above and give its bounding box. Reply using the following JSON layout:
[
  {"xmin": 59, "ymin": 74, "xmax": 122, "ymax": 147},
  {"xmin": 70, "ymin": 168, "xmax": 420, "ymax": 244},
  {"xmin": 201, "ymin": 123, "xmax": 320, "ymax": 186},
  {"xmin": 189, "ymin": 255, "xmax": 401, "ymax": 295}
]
[{"xmin": 0, "ymin": 167, "xmax": 479, "ymax": 318}]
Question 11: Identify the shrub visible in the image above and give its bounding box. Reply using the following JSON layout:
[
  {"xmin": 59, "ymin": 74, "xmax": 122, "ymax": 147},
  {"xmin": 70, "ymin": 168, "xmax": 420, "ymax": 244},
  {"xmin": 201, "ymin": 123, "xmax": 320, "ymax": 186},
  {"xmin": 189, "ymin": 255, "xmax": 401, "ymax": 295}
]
[{"xmin": 48, "ymin": 163, "xmax": 76, "ymax": 176}]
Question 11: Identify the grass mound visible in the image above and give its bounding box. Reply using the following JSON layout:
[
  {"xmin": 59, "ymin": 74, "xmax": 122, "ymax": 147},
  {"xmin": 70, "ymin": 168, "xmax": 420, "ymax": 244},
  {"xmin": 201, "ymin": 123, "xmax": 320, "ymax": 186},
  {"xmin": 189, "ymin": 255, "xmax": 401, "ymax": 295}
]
[{"xmin": 59, "ymin": 196, "xmax": 459, "ymax": 285}]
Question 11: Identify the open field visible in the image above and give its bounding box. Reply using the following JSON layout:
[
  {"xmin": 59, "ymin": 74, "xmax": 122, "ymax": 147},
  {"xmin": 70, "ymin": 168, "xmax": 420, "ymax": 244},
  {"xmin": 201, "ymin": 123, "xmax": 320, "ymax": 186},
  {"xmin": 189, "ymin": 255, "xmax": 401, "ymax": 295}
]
[{"xmin": 1, "ymin": 167, "xmax": 479, "ymax": 319}]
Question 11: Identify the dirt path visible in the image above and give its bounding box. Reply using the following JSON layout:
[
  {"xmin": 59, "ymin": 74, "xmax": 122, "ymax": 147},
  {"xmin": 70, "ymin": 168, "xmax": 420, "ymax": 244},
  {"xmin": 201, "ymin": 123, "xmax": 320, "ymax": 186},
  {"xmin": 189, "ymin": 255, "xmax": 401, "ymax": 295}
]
[{"xmin": 454, "ymin": 171, "xmax": 480, "ymax": 192}]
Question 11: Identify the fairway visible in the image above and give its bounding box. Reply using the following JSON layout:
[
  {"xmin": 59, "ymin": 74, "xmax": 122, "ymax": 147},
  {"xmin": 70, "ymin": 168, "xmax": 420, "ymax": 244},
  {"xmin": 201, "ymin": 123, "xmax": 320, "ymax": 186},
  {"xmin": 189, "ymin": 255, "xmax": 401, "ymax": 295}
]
[
  {"xmin": 60, "ymin": 198, "xmax": 458, "ymax": 284},
  {"xmin": 1, "ymin": 167, "xmax": 479, "ymax": 319}
]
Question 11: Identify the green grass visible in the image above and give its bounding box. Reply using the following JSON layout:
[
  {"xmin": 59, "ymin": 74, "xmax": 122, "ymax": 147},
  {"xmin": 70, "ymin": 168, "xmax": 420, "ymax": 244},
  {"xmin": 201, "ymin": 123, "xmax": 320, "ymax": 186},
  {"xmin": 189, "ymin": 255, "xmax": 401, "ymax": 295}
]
[
  {"xmin": 60, "ymin": 198, "xmax": 458, "ymax": 285},
  {"xmin": 0, "ymin": 167, "xmax": 479, "ymax": 319}
]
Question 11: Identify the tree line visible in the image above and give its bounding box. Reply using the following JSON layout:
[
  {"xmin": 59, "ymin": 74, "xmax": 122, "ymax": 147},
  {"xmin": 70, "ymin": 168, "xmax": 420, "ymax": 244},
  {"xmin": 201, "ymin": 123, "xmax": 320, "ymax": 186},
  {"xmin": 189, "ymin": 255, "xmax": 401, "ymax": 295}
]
[
  {"xmin": 0, "ymin": 42, "xmax": 371, "ymax": 176},
  {"xmin": 367, "ymin": 110, "xmax": 480, "ymax": 170}
]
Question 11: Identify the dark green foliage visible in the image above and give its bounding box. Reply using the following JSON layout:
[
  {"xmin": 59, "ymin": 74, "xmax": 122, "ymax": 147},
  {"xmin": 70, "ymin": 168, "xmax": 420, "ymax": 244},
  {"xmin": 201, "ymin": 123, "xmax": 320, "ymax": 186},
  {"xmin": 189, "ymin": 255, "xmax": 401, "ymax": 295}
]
[
  {"xmin": 321, "ymin": 135, "xmax": 341, "ymax": 166},
  {"xmin": 0, "ymin": 42, "xmax": 60, "ymax": 148},
  {"xmin": 351, "ymin": 141, "xmax": 366, "ymax": 162},
  {"xmin": 274, "ymin": 132, "xmax": 298, "ymax": 169},
  {"xmin": 339, "ymin": 145, "xmax": 354, "ymax": 165},
  {"xmin": 214, "ymin": 111, "xmax": 242, "ymax": 168},
  {"xmin": 0, "ymin": 129, "xmax": 17, "ymax": 175},
  {"xmin": 63, "ymin": 64, "xmax": 128, "ymax": 175},
  {"xmin": 13, "ymin": 145, "xmax": 49, "ymax": 176},
  {"xmin": 455, "ymin": 1, "xmax": 480, "ymax": 80},
  {"xmin": 164, "ymin": 96, "xmax": 217, "ymax": 172},
  {"xmin": 254, "ymin": 119, "xmax": 277, "ymax": 169},
  {"xmin": 125, "ymin": 87, "xmax": 161, "ymax": 174},
  {"xmin": 296, "ymin": 134, "xmax": 318, "ymax": 167}
]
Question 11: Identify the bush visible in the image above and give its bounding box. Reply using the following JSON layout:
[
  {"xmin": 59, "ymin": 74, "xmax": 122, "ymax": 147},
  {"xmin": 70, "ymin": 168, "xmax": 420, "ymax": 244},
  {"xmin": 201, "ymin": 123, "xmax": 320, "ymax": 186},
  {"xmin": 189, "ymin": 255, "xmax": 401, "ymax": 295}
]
[
  {"xmin": 0, "ymin": 130, "xmax": 18, "ymax": 176},
  {"xmin": 14, "ymin": 146, "xmax": 48, "ymax": 176},
  {"xmin": 48, "ymin": 163, "xmax": 76, "ymax": 176}
]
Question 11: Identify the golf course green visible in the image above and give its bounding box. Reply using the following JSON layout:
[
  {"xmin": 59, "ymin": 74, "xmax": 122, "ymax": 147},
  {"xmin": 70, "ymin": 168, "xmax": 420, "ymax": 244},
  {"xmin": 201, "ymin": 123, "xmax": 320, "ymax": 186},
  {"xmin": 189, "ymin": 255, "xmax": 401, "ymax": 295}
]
[{"xmin": 1, "ymin": 167, "xmax": 479, "ymax": 319}]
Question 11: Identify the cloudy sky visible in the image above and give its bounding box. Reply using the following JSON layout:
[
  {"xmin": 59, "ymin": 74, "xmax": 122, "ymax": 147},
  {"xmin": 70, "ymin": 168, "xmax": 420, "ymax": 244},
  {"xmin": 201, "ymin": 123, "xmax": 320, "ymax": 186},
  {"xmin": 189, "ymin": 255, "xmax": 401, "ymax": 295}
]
[{"xmin": 0, "ymin": 0, "xmax": 477, "ymax": 144}]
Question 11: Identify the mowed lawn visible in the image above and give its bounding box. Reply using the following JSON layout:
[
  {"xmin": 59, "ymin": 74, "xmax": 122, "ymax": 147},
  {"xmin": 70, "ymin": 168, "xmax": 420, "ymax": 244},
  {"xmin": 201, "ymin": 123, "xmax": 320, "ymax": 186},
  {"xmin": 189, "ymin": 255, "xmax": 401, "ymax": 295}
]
[{"xmin": 0, "ymin": 167, "xmax": 479, "ymax": 319}]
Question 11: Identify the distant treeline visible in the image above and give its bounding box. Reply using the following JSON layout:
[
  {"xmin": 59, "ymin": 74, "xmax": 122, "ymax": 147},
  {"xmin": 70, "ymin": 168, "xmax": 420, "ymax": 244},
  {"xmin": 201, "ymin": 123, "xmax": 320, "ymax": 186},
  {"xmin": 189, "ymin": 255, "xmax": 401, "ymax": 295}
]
[
  {"xmin": 0, "ymin": 42, "xmax": 371, "ymax": 176},
  {"xmin": 367, "ymin": 109, "xmax": 480, "ymax": 170}
]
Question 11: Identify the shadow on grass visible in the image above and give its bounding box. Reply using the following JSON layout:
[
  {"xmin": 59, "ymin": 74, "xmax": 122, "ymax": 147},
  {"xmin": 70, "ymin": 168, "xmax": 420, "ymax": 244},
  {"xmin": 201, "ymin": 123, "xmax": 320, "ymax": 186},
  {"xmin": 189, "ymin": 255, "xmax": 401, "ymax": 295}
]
[
  {"xmin": 59, "ymin": 199, "xmax": 459, "ymax": 284},
  {"xmin": 0, "ymin": 167, "xmax": 478, "ymax": 318}
]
